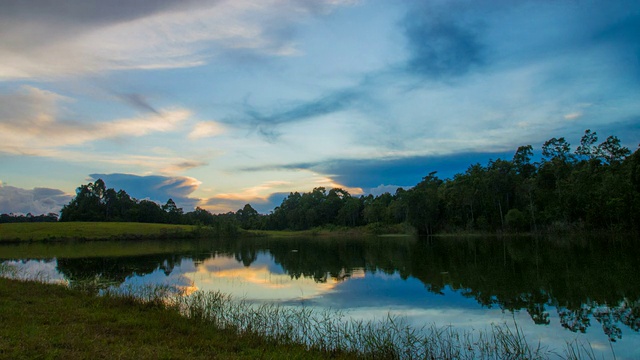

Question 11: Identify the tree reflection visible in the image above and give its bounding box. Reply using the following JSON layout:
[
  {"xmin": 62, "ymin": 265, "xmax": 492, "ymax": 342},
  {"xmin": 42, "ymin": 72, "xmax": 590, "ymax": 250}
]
[{"xmin": 44, "ymin": 235, "xmax": 640, "ymax": 340}]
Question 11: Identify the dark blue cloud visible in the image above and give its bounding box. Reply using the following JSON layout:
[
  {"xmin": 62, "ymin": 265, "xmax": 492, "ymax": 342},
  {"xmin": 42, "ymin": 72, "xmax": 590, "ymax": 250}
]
[
  {"xmin": 89, "ymin": 173, "xmax": 200, "ymax": 210},
  {"xmin": 401, "ymin": 5, "xmax": 485, "ymax": 79},
  {"xmin": 242, "ymin": 151, "xmax": 516, "ymax": 196},
  {"xmin": 315, "ymin": 152, "xmax": 515, "ymax": 190}
]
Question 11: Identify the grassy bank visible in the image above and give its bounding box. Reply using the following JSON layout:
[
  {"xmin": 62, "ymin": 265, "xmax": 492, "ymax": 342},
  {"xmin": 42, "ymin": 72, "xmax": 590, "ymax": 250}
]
[
  {"xmin": 0, "ymin": 238, "xmax": 207, "ymax": 260},
  {"xmin": 0, "ymin": 222, "xmax": 198, "ymax": 242},
  {"xmin": 0, "ymin": 277, "xmax": 358, "ymax": 360}
]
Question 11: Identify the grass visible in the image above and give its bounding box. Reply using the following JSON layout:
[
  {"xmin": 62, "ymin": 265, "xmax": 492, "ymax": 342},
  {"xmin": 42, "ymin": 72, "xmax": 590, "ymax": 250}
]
[
  {"xmin": 0, "ymin": 260, "xmax": 604, "ymax": 360},
  {"xmin": 0, "ymin": 276, "xmax": 359, "ymax": 360},
  {"xmin": 0, "ymin": 238, "xmax": 206, "ymax": 260},
  {"xmin": 0, "ymin": 222, "xmax": 198, "ymax": 242},
  {"xmin": 249, "ymin": 223, "xmax": 414, "ymax": 238},
  {"xmin": 173, "ymin": 290, "xmax": 556, "ymax": 359}
]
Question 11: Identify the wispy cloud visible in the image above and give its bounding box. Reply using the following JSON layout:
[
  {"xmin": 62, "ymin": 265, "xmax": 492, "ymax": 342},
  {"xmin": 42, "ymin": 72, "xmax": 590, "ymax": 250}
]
[
  {"xmin": 238, "ymin": 89, "xmax": 364, "ymax": 141},
  {"xmin": 116, "ymin": 93, "xmax": 161, "ymax": 114},
  {"xmin": 0, "ymin": 86, "xmax": 190, "ymax": 154},
  {"xmin": 0, "ymin": 0, "xmax": 355, "ymax": 80}
]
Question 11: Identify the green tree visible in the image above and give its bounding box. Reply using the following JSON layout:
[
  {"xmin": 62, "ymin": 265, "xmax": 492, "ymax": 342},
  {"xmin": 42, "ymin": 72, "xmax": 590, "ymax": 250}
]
[
  {"xmin": 596, "ymin": 135, "xmax": 631, "ymax": 165},
  {"xmin": 162, "ymin": 198, "xmax": 184, "ymax": 224},
  {"xmin": 60, "ymin": 179, "xmax": 108, "ymax": 221},
  {"xmin": 237, "ymin": 203, "xmax": 259, "ymax": 229},
  {"xmin": 575, "ymin": 129, "xmax": 598, "ymax": 160},
  {"xmin": 405, "ymin": 172, "xmax": 443, "ymax": 235}
]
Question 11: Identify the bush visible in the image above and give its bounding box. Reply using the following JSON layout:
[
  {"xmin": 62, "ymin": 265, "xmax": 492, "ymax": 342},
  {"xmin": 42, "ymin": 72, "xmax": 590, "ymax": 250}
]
[{"xmin": 505, "ymin": 209, "xmax": 528, "ymax": 232}]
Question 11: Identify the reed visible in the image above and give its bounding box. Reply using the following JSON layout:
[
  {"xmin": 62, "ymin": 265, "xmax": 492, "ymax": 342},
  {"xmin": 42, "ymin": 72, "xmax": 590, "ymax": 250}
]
[{"xmin": 166, "ymin": 288, "xmax": 589, "ymax": 359}]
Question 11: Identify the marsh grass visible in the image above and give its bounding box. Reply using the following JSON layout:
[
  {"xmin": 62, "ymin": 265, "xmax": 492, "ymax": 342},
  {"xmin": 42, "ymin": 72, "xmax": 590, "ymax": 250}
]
[
  {"xmin": 562, "ymin": 338, "xmax": 598, "ymax": 360},
  {"xmin": 165, "ymin": 288, "xmax": 595, "ymax": 359}
]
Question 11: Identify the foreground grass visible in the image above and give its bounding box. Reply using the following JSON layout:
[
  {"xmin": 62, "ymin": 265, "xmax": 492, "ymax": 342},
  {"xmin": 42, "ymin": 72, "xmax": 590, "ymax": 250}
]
[
  {"xmin": 0, "ymin": 277, "xmax": 358, "ymax": 360},
  {"xmin": 0, "ymin": 222, "xmax": 197, "ymax": 242}
]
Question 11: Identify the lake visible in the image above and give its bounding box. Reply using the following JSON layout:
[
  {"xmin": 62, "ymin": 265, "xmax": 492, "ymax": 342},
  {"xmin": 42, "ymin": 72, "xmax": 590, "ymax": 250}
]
[{"xmin": 2, "ymin": 235, "xmax": 639, "ymax": 359}]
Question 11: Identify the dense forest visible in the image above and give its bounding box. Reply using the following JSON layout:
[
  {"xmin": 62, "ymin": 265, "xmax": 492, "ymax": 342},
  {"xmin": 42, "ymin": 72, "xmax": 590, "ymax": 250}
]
[{"xmin": 8, "ymin": 130, "xmax": 638, "ymax": 235}]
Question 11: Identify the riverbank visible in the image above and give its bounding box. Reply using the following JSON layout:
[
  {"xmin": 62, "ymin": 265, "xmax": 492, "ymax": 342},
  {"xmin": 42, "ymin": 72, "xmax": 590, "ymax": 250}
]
[{"xmin": 0, "ymin": 277, "xmax": 358, "ymax": 360}]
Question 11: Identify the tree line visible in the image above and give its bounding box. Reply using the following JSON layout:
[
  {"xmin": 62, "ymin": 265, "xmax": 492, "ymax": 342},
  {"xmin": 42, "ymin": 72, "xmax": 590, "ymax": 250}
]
[
  {"xmin": 50, "ymin": 129, "xmax": 640, "ymax": 234},
  {"xmin": 259, "ymin": 129, "xmax": 639, "ymax": 234},
  {"xmin": 0, "ymin": 212, "xmax": 59, "ymax": 223},
  {"xmin": 57, "ymin": 179, "xmax": 240, "ymax": 235}
]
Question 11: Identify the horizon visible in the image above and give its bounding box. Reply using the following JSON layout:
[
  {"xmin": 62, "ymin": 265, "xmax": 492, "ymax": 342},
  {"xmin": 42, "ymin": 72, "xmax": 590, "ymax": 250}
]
[{"xmin": 1, "ymin": 1, "xmax": 639, "ymax": 215}]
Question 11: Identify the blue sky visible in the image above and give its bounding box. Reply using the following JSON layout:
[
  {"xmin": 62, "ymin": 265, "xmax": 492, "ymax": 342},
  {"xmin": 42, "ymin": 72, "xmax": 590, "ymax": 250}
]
[{"xmin": 1, "ymin": 0, "xmax": 639, "ymax": 215}]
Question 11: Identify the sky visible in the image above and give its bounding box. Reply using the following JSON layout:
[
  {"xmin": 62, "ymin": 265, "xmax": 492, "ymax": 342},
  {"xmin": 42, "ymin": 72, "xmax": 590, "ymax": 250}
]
[{"xmin": 1, "ymin": 0, "xmax": 639, "ymax": 215}]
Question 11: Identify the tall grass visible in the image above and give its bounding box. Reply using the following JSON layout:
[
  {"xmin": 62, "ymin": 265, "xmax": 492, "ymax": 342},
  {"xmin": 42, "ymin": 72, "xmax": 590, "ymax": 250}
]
[{"xmin": 165, "ymin": 288, "xmax": 584, "ymax": 359}]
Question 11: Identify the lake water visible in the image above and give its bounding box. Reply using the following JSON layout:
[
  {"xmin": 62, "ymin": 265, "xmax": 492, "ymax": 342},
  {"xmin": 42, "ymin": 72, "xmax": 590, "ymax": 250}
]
[{"xmin": 2, "ymin": 235, "xmax": 639, "ymax": 359}]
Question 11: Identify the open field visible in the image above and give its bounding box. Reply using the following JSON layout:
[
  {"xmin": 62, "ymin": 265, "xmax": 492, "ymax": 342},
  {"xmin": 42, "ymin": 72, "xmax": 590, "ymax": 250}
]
[
  {"xmin": 0, "ymin": 222, "xmax": 197, "ymax": 242},
  {"xmin": 0, "ymin": 277, "xmax": 357, "ymax": 360},
  {"xmin": 0, "ymin": 238, "xmax": 207, "ymax": 260}
]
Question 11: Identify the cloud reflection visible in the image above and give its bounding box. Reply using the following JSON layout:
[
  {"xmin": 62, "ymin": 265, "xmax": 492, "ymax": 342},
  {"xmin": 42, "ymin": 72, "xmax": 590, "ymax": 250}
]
[{"xmin": 185, "ymin": 254, "xmax": 345, "ymax": 301}]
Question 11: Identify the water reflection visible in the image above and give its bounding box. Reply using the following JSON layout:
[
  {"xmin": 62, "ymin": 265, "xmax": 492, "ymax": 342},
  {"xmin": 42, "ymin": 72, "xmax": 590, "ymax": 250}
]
[{"xmin": 2, "ymin": 235, "xmax": 640, "ymax": 358}]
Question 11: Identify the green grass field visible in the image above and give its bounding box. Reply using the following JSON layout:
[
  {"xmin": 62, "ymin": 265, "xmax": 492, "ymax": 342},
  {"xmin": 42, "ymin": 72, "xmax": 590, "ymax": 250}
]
[{"xmin": 0, "ymin": 222, "xmax": 197, "ymax": 242}]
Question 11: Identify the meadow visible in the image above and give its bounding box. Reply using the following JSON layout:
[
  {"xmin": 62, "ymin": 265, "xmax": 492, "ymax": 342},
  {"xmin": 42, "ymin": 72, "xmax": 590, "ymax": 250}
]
[{"xmin": 0, "ymin": 222, "xmax": 197, "ymax": 242}]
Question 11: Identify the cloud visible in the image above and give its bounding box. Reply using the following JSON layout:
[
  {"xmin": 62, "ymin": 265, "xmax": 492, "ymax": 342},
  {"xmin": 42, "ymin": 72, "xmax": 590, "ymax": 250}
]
[
  {"xmin": 161, "ymin": 161, "xmax": 209, "ymax": 173},
  {"xmin": 400, "ymin": 2, "xmax": 485, "ymax": 79},
  {"xmin": 0, "ymin": 86, "xmax": 190, "ymax": 155},
  {"xmin": 564, "ymin": 112, "xmax": 582, "ymax": 121},
  {"xmin": 188, "ymin": 121, "xmax": 226, "ymax": 139},
  {"xmin": 201, "ymin": 175, "xmax": 363, "ymax": 214},
  {"xmin": 89, "ymin": 173, "xmax": 201, "ymax": 210},
  {"xmin": 116, "ymin": 93, "xmax": 160, "ymax": 114},
  {"xmin": 0, "ymin": 0, "xmax": 355, "ymax": 80},
  {"xmin": 238, "ymin": 88, "xmax": 364, "ymax": 141},
  {"xmin": 244, "ymin": 151, "xmax": 515, "ymax": 192},
  {"xmin": 0, "ymin": 184, "xmax": 72, "ymax": 215}
]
